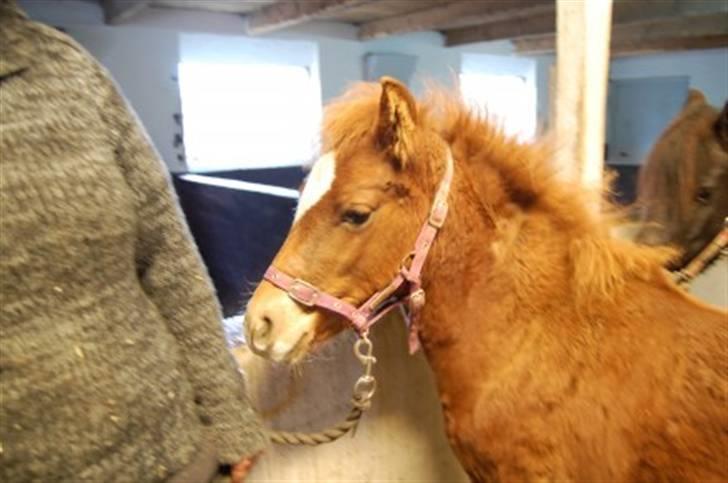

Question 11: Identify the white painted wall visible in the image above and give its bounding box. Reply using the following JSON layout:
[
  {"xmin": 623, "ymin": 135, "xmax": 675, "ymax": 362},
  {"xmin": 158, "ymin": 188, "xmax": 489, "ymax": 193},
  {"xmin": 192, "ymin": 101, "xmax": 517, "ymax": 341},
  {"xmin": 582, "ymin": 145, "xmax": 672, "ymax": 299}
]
[
  {"xmin": 535, "ymin": 48, "xmax": 728, "ymax": 130},
  {"xmin": 609, "ymin": 49, "xmax": 728, "ymax": 107},
  {"xmin": 18, "ymin": 0, "xmax": 103, "ymax": 24},
  {"xmin": 16, "ymin": 1, "xmax": 527, "ymax": 172},
  {"xmin": 67, "ymin": 25, "xmax": 185, "ymax": 172},
  {"xmin": 13, "ymin": 5, "xmax": 441, "ymax": 170},
  {"xmin": 19, "ymin": 1, "xmax": 726, "ymax": 172}
]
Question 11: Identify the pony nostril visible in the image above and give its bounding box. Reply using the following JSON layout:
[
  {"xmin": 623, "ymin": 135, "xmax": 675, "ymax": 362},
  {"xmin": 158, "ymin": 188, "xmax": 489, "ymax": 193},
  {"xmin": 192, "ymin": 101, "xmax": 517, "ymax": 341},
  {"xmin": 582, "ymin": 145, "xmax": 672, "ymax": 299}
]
[
  {"xmin": 259, "ymin": 315, "xmax": 273, "ymax": 337},
  {"xmin": 249, "ymin": 314, "xmax": 274, "ymax": 348}
]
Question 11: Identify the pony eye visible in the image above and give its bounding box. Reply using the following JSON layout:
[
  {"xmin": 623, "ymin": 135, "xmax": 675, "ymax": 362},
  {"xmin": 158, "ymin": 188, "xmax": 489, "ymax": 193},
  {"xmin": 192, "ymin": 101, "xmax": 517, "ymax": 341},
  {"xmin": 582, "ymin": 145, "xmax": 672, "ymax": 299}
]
[
  {"xmin": 342, "ymin": 209, "xmax": 371, "ymax": 226},
  {"xmin": 695, "ymin": 187, "xmax": 712, "ymax": 204}
]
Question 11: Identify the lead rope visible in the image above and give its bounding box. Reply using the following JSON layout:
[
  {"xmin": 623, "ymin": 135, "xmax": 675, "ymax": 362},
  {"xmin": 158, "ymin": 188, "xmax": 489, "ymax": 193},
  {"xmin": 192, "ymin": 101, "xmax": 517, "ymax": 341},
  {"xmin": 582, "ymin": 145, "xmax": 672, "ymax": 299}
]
[
  {"xmin": 673, "ymin": 218, "xmax": 728, "ymax": 286},
  {"xmin": 267, "ymin": 335, "xmax": 377, "ymax": 446}
]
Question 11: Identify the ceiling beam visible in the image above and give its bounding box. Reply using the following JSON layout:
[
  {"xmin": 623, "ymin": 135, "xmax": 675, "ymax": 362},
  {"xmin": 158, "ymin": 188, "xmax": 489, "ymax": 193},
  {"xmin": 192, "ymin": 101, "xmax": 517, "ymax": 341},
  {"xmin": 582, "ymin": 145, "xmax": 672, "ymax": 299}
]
[
  {"xmin": 445, "ymin": 9, "xmax": 555, "ymax": 46},
  {"xmin": 445, "ymin": 0, "xmax": 728, "ymax": 47},
  {"xmin": 517, "ymin": 34, "xmax": 728, "ymax": 57},
  {"xmin": 103, "ymin": 0, "xmax": 150, "ymax": 25},
  {"xmin": 246, "ymin": 0, "xmax": 370, "ymax": 35},
  {"xmin": 514, "ymin": 14, "xmax": 728, "ymax": 56},
  {"xmin": 358, "ymin": 0, "xmax": 552, "ymax": 41},
  {"xmin": 610, "ymin": 0, "xmax": 728, "ymax": 23},
  {"xmin": 608, "ymin": 34, "xmax": 728, "ymax": 57}
]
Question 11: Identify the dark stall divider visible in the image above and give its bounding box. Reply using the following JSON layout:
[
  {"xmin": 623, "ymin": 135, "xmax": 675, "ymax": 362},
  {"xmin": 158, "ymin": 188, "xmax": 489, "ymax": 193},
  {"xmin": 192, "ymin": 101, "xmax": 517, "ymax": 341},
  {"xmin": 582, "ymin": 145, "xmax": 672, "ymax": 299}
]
[
  {"xmin": 207, "ymin": 167, "xmax": 305, "ymax": 190},
  {"xmin": 173, "ymin": 167, "xmax": 304, "ymax": 318}
]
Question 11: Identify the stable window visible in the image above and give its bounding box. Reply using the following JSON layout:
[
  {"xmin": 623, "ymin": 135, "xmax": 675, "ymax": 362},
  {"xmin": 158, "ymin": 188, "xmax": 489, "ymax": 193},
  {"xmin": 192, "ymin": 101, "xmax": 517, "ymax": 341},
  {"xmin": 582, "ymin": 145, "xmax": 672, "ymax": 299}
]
[
  {"xmin": 178, "ymin": 62, "xmax": 320, "ymax": 172},
  {"xmin": 460, "ymin": 72, "xmax": 536, "ymax": 142}
]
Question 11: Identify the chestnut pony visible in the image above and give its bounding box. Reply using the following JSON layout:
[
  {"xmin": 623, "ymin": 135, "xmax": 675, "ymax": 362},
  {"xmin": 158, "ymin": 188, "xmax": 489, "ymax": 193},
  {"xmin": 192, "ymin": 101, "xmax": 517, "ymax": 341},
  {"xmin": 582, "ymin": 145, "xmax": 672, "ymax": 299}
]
[
  {"xmin": 635, "ymin": 89, "xmax": 728, "ymax": 270},
  {"xmin": 246, "ymin": 78, "xmax": 727, "ymax": 482}
]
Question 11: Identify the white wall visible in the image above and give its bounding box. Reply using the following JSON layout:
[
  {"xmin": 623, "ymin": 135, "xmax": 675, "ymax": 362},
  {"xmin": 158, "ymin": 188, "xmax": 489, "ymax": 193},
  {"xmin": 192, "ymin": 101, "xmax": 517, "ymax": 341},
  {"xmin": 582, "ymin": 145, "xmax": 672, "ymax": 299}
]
[
  {"xmin": 609, "ymin": 49, "xmax": 728, "ymax": 107},
  {"xmin": 534, "ymin": 49, "xmax": 728, "ymax": 130},
  {"xmin": 19, "ymin": 0, "xmax": 188, "ymax": 171},
  {"xmin": 18, "ymin": 0, "xmax": 103, "ymax": 24},
  {"xmin": 24, "ymin": 2, "xmax": 725, "ymax": 174},
  {"xmin": 19, "ymin": 3, "xmax": 512, "ymax": 171},
  {"xmin": 67, "ymin": 26, "xmax": 185, "ymax": 172}
]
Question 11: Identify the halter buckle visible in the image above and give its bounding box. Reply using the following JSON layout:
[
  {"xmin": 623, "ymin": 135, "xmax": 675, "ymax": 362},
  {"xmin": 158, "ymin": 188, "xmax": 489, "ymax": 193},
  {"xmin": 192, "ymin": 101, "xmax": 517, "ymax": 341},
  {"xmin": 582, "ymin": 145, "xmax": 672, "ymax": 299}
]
[
  {"xmin": 409, "ymin": 289, "xmax": 426, "ymax": 312},
  {"xmin": 288, "ymin": 279, "xmax": 319, "ymax": 306},
  {"xmin": 429, "ymin": 201, "xmax": 448, "ymax": 228}
]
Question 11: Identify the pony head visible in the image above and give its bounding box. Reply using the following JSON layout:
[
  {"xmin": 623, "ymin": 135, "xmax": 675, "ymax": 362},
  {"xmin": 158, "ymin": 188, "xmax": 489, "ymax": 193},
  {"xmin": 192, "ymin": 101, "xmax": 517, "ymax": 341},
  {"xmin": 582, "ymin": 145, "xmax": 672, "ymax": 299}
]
[
  {"xmin": 245, "ymin": 78, "xmax": 449, "ymax": 362},
  {"xmin": 636, "ymin": 90, "xmax": 728, "ymax": 267}
]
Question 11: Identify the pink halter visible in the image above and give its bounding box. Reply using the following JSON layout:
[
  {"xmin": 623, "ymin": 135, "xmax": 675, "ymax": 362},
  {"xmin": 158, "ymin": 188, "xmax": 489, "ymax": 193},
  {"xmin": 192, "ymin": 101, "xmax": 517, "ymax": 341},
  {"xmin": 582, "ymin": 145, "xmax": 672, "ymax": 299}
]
[{"xmin": 264, "ymin": 150, "xmax": 454, "ymax": 353}]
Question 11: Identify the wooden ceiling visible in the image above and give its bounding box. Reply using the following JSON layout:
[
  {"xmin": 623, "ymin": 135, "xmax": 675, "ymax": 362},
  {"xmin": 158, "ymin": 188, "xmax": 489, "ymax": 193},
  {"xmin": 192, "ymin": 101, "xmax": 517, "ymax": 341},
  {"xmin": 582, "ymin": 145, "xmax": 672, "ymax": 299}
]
[
  {"xmin": 103, "ymin": 0, "xmax": 728, "ymax": 55},
  {"xmin": 150, "ymin": 0, "xmax": 278, "ymax": 14}
]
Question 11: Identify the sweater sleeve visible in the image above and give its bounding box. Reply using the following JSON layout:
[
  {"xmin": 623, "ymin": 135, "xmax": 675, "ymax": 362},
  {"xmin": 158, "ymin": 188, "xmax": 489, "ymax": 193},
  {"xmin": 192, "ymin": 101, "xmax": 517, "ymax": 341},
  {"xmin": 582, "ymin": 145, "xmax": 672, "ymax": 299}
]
[{"xmin": 95, "ymin": 67, "xmax": 268, "ymax": 464}]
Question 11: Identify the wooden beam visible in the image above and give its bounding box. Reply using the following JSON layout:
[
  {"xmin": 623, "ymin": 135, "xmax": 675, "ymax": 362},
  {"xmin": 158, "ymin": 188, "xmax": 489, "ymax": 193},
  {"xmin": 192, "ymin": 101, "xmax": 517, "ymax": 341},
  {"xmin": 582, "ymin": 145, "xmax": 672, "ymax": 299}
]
[
  {"xmin": 358, "ymin": 0, "xmax": 552, "ymax": 41},
  {"xmin": 103, "ymin": 0, "xmax": 149, "ymax": 25},
  {"xmin": 517, "ymin": 34, "xmax": 728, "ymax": 57},
  {"xmin": 610, "ymin": 0, "xmax": 727, "ymax": 24},
  {"xmin": 445, "ymin": 9, "xmax": 555, "ymax": 46},
  {"xmin": 553, "ymin": 0, "xmax": 613, "ymax": 187},
  {"xmin": 515, "ymin": 14, "xmax": 728, "ymax": 55},
  {"xmin": 609, "ymin": 34, "xmax": 728, "ymax": 57},
  {"xmin": 445, "ymin": 0, "xmax": 727, "ymax": 47},
  {"xmin": 246, "ymin": 0, "xmax": 369, "ymax": 35}
]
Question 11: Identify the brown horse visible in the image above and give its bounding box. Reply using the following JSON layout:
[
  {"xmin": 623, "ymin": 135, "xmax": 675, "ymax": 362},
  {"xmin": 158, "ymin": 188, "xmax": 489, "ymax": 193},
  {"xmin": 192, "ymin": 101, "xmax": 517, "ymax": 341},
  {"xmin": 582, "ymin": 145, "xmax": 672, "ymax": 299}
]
[
  {"xmin": 635, "ymin": 89, "xmax": 728, "ymax": 269},
  {"xmin": 246, "ymin": 78, "xmax": 727, "ymax": 482}
]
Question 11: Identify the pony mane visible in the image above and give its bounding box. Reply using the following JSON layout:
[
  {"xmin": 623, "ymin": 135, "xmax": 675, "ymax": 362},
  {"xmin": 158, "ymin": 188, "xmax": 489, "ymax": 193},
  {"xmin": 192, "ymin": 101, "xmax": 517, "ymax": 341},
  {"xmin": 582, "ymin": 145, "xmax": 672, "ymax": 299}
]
[
  {"xmin": 321, "ymin": 83, "xmax": 674, "ymax": 304},
  {"xmin": 321, "ymin": 82, "xmax": 382, "ymax": 153}
]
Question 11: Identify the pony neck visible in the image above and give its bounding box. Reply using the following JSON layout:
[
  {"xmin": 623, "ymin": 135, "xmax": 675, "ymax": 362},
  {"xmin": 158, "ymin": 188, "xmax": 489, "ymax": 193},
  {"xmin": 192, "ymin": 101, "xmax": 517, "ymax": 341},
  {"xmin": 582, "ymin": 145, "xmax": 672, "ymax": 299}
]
[
  {"xmin": 412, "ymin": 154, "xmax": 577, "ymax": 395},
  {"xmin": 411, "ymin": 147, "xmax": 671, "ymax": 401}
]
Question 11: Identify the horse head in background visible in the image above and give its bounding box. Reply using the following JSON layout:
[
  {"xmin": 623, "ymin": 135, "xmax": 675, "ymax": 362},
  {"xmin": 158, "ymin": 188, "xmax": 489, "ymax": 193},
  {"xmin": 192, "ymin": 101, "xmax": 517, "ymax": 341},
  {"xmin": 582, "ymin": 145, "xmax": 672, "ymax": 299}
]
[
  {"xmin": 635, "ymin": 89, "xmax": 728, "ymax": 269},
  {"xmin": 245, "ymin": 78, "xmax": 727, "ymax": 482}
]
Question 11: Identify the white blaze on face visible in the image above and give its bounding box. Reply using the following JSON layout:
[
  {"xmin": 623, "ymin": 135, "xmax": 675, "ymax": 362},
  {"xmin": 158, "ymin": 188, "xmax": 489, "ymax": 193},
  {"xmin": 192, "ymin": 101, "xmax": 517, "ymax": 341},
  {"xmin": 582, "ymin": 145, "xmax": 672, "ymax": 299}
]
[{"xmin": 294, "ymin": 151, "xmax": 336, "ymax": 223}]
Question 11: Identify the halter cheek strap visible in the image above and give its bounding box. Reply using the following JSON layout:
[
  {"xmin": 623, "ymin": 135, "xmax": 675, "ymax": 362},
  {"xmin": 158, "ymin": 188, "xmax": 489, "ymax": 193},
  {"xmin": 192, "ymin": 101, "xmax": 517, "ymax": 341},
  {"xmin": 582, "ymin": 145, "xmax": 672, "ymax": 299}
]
[{"xmin": 264, "ymin": 150, "xmax": 454, "ymax": 354}]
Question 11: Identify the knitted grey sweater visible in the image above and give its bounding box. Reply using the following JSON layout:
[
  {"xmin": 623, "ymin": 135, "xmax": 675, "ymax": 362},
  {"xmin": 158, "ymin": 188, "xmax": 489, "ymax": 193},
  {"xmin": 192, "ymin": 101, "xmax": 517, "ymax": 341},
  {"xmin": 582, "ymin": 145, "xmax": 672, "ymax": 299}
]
[{"xmin": 0, "ymin": 4, "xmax": 267, "ymax": 481}]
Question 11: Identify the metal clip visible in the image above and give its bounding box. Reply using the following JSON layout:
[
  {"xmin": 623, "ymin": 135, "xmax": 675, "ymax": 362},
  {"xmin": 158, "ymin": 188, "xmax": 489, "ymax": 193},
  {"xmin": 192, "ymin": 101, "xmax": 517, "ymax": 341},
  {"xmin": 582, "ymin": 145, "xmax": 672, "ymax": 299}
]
[{"xmin": 352, "ymin": 334, "xmax": 377, "ymax": 409}]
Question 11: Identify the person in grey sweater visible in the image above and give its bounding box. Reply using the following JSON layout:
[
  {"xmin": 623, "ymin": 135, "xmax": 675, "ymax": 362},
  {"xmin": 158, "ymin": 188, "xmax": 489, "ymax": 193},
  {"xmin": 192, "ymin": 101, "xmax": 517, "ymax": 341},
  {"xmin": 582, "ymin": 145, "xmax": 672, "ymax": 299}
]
[{"xmin": 0, "ymin": 1, "xmax": 268, "ymax": 481}]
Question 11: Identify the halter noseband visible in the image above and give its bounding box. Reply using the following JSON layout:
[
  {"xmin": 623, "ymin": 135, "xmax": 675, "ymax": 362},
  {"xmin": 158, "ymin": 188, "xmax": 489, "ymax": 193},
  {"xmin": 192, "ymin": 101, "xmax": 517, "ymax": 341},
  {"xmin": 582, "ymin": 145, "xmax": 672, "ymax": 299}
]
[{"xmin": 263, "ymin": 150, "xmax": 454, "ymax": 353}]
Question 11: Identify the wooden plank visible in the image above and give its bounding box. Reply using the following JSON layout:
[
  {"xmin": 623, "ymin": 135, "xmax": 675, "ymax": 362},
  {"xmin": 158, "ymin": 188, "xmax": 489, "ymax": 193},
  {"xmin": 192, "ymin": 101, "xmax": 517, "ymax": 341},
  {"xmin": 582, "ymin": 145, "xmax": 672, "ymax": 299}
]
[
  {"xmin": 552, "ymin": 0, "xmax": 613, "ymax": 187},
  {"xmin": 103, "ymin": 0, "xmax": 149, "ymax": 25},
  {"xmin": 445, "ymin": 0, "xmax": 727, "ymax": 47},
  {"xmin": 445, "ymin": 9, "xmax": 555, "ymax": 46},
  {"xmin": 609, "ymin": 34, "xmax": 728, "ymax": 57},
  {"xmin": 151, "ymin": 0, "xmax": 275, "ymax": 14},
  {"xmin": 246, "ymin": 0, "xmax": 370, "ymax": 35},
  {"xmin": 518, "ymin": 34, "xmax": 728, "ymax": 57},
  {"xmin": 611, "ymin": 0, "xmax": 727, "ymax": 24},
  {"xmin": 358, "ymin": 0, "xmax": 552, "ymax": 40},
  {"xmin": 515, "ymin": 14, "xmax": 728, "ymax": 55}
]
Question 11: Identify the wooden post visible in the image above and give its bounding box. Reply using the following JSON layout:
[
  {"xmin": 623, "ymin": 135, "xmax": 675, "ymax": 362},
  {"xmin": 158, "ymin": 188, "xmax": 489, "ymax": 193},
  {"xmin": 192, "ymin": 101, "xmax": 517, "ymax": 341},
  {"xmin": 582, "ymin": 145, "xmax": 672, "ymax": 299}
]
[{"xmin": 553, "ymin": 0, "xmax": 613, "ymax": 188}]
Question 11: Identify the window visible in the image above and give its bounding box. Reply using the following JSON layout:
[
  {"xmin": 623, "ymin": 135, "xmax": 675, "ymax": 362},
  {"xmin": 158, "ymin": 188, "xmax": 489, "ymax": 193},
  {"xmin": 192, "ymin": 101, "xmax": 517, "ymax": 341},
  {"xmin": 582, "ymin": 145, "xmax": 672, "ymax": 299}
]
[
  {"xmin": 178, "ymin": 62, "xmax": 321, "ymax": 172},
  {"xmin": 460, "ymin": 73, "xmax": 536, "ymax": 142}
]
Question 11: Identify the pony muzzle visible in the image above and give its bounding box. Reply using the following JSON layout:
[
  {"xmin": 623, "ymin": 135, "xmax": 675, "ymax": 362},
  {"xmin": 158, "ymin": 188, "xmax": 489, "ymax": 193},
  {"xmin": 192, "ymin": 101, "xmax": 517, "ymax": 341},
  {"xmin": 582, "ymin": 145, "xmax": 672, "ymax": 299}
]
[{"xmin": 245, "ymin": 282, "xmax": 317, "ymax": 362}]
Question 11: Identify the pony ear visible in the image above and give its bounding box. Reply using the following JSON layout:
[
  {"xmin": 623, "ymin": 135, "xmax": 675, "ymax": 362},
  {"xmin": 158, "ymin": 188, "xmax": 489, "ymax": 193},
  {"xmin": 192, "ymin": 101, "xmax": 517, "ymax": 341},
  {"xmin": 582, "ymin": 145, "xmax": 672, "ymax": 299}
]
[
  {"xmin": 377, "ymin": 76, "xmax": 418, "ymax": 168},
  {"xmin": 715, "ymin": 101, "xmax": 728, "ymax": 151},
  {"xmin": 684, "ymin": 89, "xmax": 706, "ymax": 109}
]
